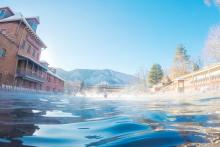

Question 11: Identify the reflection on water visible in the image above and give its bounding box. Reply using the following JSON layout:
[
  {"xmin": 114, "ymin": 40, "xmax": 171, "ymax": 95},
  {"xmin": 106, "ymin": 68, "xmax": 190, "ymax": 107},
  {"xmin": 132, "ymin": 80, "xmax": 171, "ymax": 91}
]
[{"xmin": 0, "ymin": 93, "xmax": 220, "ymax": 147}]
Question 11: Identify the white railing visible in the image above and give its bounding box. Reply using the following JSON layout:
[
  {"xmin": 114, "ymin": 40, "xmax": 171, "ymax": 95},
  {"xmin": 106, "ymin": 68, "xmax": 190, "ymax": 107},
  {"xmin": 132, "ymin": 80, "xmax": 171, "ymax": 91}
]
[{"xmin": 0, "ymin": 84, "xmax": 57, "ymax": 95}]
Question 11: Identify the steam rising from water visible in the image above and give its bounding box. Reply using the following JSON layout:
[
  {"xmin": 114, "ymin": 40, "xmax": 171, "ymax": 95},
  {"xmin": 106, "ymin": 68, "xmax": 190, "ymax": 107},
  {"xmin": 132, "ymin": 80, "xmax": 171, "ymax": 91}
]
[{"xmin": 0, "ymin": 91, "xmax": 220, "ymax": 146}]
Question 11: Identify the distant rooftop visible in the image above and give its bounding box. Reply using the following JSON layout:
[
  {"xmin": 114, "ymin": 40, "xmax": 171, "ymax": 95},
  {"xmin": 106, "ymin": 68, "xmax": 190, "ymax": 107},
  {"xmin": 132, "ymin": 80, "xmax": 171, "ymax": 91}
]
[{"xmin": 47, "ymin": 69, "xmax": 65, "ymax": 81}]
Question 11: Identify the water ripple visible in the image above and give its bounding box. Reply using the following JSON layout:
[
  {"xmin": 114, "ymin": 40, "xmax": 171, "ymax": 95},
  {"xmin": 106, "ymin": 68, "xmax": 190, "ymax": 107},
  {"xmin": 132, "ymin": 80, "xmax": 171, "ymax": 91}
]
[{"xmin": 0, "ymin": 94, "xmax": 220, "ymax": 146}]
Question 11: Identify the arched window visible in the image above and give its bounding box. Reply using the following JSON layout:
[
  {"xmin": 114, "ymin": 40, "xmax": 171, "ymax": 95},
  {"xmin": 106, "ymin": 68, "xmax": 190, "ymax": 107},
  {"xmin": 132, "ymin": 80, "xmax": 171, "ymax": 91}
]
[{"xmin": 0, "ymin": 48, "xmax": 6, "ymax": 57}]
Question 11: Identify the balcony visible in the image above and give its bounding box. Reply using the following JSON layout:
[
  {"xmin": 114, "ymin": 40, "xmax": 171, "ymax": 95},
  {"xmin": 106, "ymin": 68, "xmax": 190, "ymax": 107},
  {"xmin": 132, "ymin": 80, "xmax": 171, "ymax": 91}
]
[
  {"xmin": 17, "ymin": 55, "xmax": 48, "ymax": 71},
  {"xmin": 16, "ymin": 70, "xmax": 46, "ymax": 83}
]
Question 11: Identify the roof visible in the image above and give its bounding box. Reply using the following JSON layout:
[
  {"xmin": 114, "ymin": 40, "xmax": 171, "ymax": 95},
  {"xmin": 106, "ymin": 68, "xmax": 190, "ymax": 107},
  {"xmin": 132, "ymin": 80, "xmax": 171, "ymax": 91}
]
[
  {"xmin": 0, "ymin": 7, "xmax": 15, "ymax": 15},
  {"xmin": 26, "ymin": 17, "xmax": 40, "ymax": 24},
  {"xmin": 0, "ymin": 13, "xmax": 47, "ymax": 48},
  {"xmin": 47, "ymin": 70, "xmax": 64, "ymax": 81}
]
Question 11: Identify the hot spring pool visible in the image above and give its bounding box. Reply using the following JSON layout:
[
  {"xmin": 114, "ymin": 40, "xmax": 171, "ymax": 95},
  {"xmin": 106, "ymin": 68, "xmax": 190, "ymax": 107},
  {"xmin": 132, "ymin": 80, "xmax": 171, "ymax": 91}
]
[{"xmin": 0, "ymin": 93, "xmax": 220, "ymax": 147}]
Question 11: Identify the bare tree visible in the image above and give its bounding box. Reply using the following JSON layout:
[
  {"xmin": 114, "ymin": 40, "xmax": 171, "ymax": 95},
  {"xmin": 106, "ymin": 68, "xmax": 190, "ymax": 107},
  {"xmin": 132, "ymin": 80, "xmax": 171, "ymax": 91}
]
[
  {"xmin": 134, "ymin": 66, "xmax": 148, "ymax": 90},
  {"xmin": 135, "ymin": 66, "xmax": 148, "ymax": 81},
  {"xmin": 204, "ymin": 0, "xmax": 220, "ymax": 6},
  {"xmin": 191, "ymin": 56, "xmax": 203, "ymax": 71},
  {"xmin": 204, "ymin": 24, "xmax": 220, "ymax": 64}
]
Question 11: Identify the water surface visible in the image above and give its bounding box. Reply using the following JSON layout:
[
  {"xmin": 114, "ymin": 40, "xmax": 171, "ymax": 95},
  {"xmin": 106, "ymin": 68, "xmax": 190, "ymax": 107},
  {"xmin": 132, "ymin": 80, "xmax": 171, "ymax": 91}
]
[{"xmin": 0, "ymin": 92, "xmax": 220, "ymax": 147}]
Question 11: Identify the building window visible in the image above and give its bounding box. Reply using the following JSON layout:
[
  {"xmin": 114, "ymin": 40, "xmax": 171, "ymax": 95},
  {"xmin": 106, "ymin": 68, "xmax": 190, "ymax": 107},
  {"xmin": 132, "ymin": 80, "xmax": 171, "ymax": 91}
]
[
  {"xmin": 27, "ymin": 45, "xmax": 31, "ymax": 53},
  {"xmin": 32, "ymin": 49, "xmax": 36, "ymax": 57},
  {"xmin": 0, "ymin": 73, "xmax": 2, "ymax": 83},
  {"xmin": 47, "ymin": 74, "xmax": 51, "ymax": 82},
  {"xmin": 0, "ymin": 48, "xmax": 6, "ymax": 57},
  {"xmin": 0, "ymin": 10, "xmax": 6, "ymax": 19},
  {"xmin": 36, "ymin": 53, "xmax": 39, "ymax": 59},
  {"xmin": 21, "ymin": 40, "xmax": 26, "ymax": 49}
]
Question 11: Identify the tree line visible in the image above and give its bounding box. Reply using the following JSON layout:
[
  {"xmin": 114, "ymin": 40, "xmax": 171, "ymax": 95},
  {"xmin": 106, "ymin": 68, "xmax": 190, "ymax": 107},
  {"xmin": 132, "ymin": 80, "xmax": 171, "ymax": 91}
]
[
  {"xmin": 147, "ymin": 44, "xmax": 198, "ymax": 87},
  {"xmin": 137, "ymin": 40, "xmax": 219, "ymax": 88}
]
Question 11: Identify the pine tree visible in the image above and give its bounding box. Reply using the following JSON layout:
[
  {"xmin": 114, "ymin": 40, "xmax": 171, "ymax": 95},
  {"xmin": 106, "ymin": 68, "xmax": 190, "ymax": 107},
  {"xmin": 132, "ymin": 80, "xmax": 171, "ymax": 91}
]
[
  {"xmin": 170, "ymin": 44, "xmax": 191, "ymax": 78},
  {"xmin": 148, "ymin": 64, "xmax": 164, "ymax": 87},
  {"xmin": 174, "ymin": 44, "xmax": 190, "ymax": 62}
]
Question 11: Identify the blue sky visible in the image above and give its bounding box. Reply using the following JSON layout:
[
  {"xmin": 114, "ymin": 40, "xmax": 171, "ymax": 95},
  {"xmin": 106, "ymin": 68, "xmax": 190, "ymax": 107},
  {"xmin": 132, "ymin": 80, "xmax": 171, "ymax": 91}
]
[{"xmin": 1, "ymin": 0, "xmax": 220, "ymax": 74}]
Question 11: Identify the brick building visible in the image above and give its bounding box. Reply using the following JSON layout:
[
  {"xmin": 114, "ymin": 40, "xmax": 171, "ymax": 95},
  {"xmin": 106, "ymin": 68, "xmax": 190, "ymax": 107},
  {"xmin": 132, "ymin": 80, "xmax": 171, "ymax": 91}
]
[{"xmin": 0, "ymin": 7, "xmax": 64, "ymax": 93}]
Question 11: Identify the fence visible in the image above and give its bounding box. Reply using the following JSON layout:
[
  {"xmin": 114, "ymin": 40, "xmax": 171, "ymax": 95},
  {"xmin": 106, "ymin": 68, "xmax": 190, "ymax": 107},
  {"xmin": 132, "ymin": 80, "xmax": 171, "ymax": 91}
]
[
  {"xmin": 0, "ymin": 73, "xmax": 15, "ymax": 87},
  {"xmin": 0, "ymin": 73, "xmax": 58, "ymax": 95}
]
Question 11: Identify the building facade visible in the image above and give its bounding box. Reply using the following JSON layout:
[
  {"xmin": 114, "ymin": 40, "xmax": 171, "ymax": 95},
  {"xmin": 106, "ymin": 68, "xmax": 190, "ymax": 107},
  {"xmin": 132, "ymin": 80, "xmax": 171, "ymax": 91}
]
[
  {"xmin": 160, "ymin": 63, "xmax": 220, "ymax": 93},
  {"xmin": 0, "ymin": 7, "xmax": 64, "ymax": 93}
]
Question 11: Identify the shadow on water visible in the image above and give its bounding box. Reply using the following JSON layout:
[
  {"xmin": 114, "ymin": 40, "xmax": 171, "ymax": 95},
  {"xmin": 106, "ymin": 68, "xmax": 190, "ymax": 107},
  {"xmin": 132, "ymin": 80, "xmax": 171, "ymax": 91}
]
[{"xmin": 0, "ymin": 92, "xmax": 220, "ymax": 146}]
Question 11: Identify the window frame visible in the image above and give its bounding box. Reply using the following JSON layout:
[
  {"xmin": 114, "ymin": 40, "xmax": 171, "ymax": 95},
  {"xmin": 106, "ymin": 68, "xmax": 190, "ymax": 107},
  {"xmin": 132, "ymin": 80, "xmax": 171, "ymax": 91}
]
[
  {"xmin": 0, "ymin": 48, "xmax": 6, "ymax": 57},
  {"xmin": 27, "ymin": 44, "xmax": 31, "ymax": 53},
  {"xmin": 32, "ymin": 49, "xmax": 36, "ymax": 57},
  {"xmin": 0, "ymin": 10, "xmax": 6, "ymax": 19}
]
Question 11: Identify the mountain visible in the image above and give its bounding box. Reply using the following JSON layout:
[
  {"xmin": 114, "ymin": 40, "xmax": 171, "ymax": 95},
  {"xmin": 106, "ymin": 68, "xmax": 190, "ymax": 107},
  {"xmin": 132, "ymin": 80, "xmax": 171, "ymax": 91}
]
[{"xmin": 56, "ymin": 68, "xmax": 137, "ymax": 86}]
